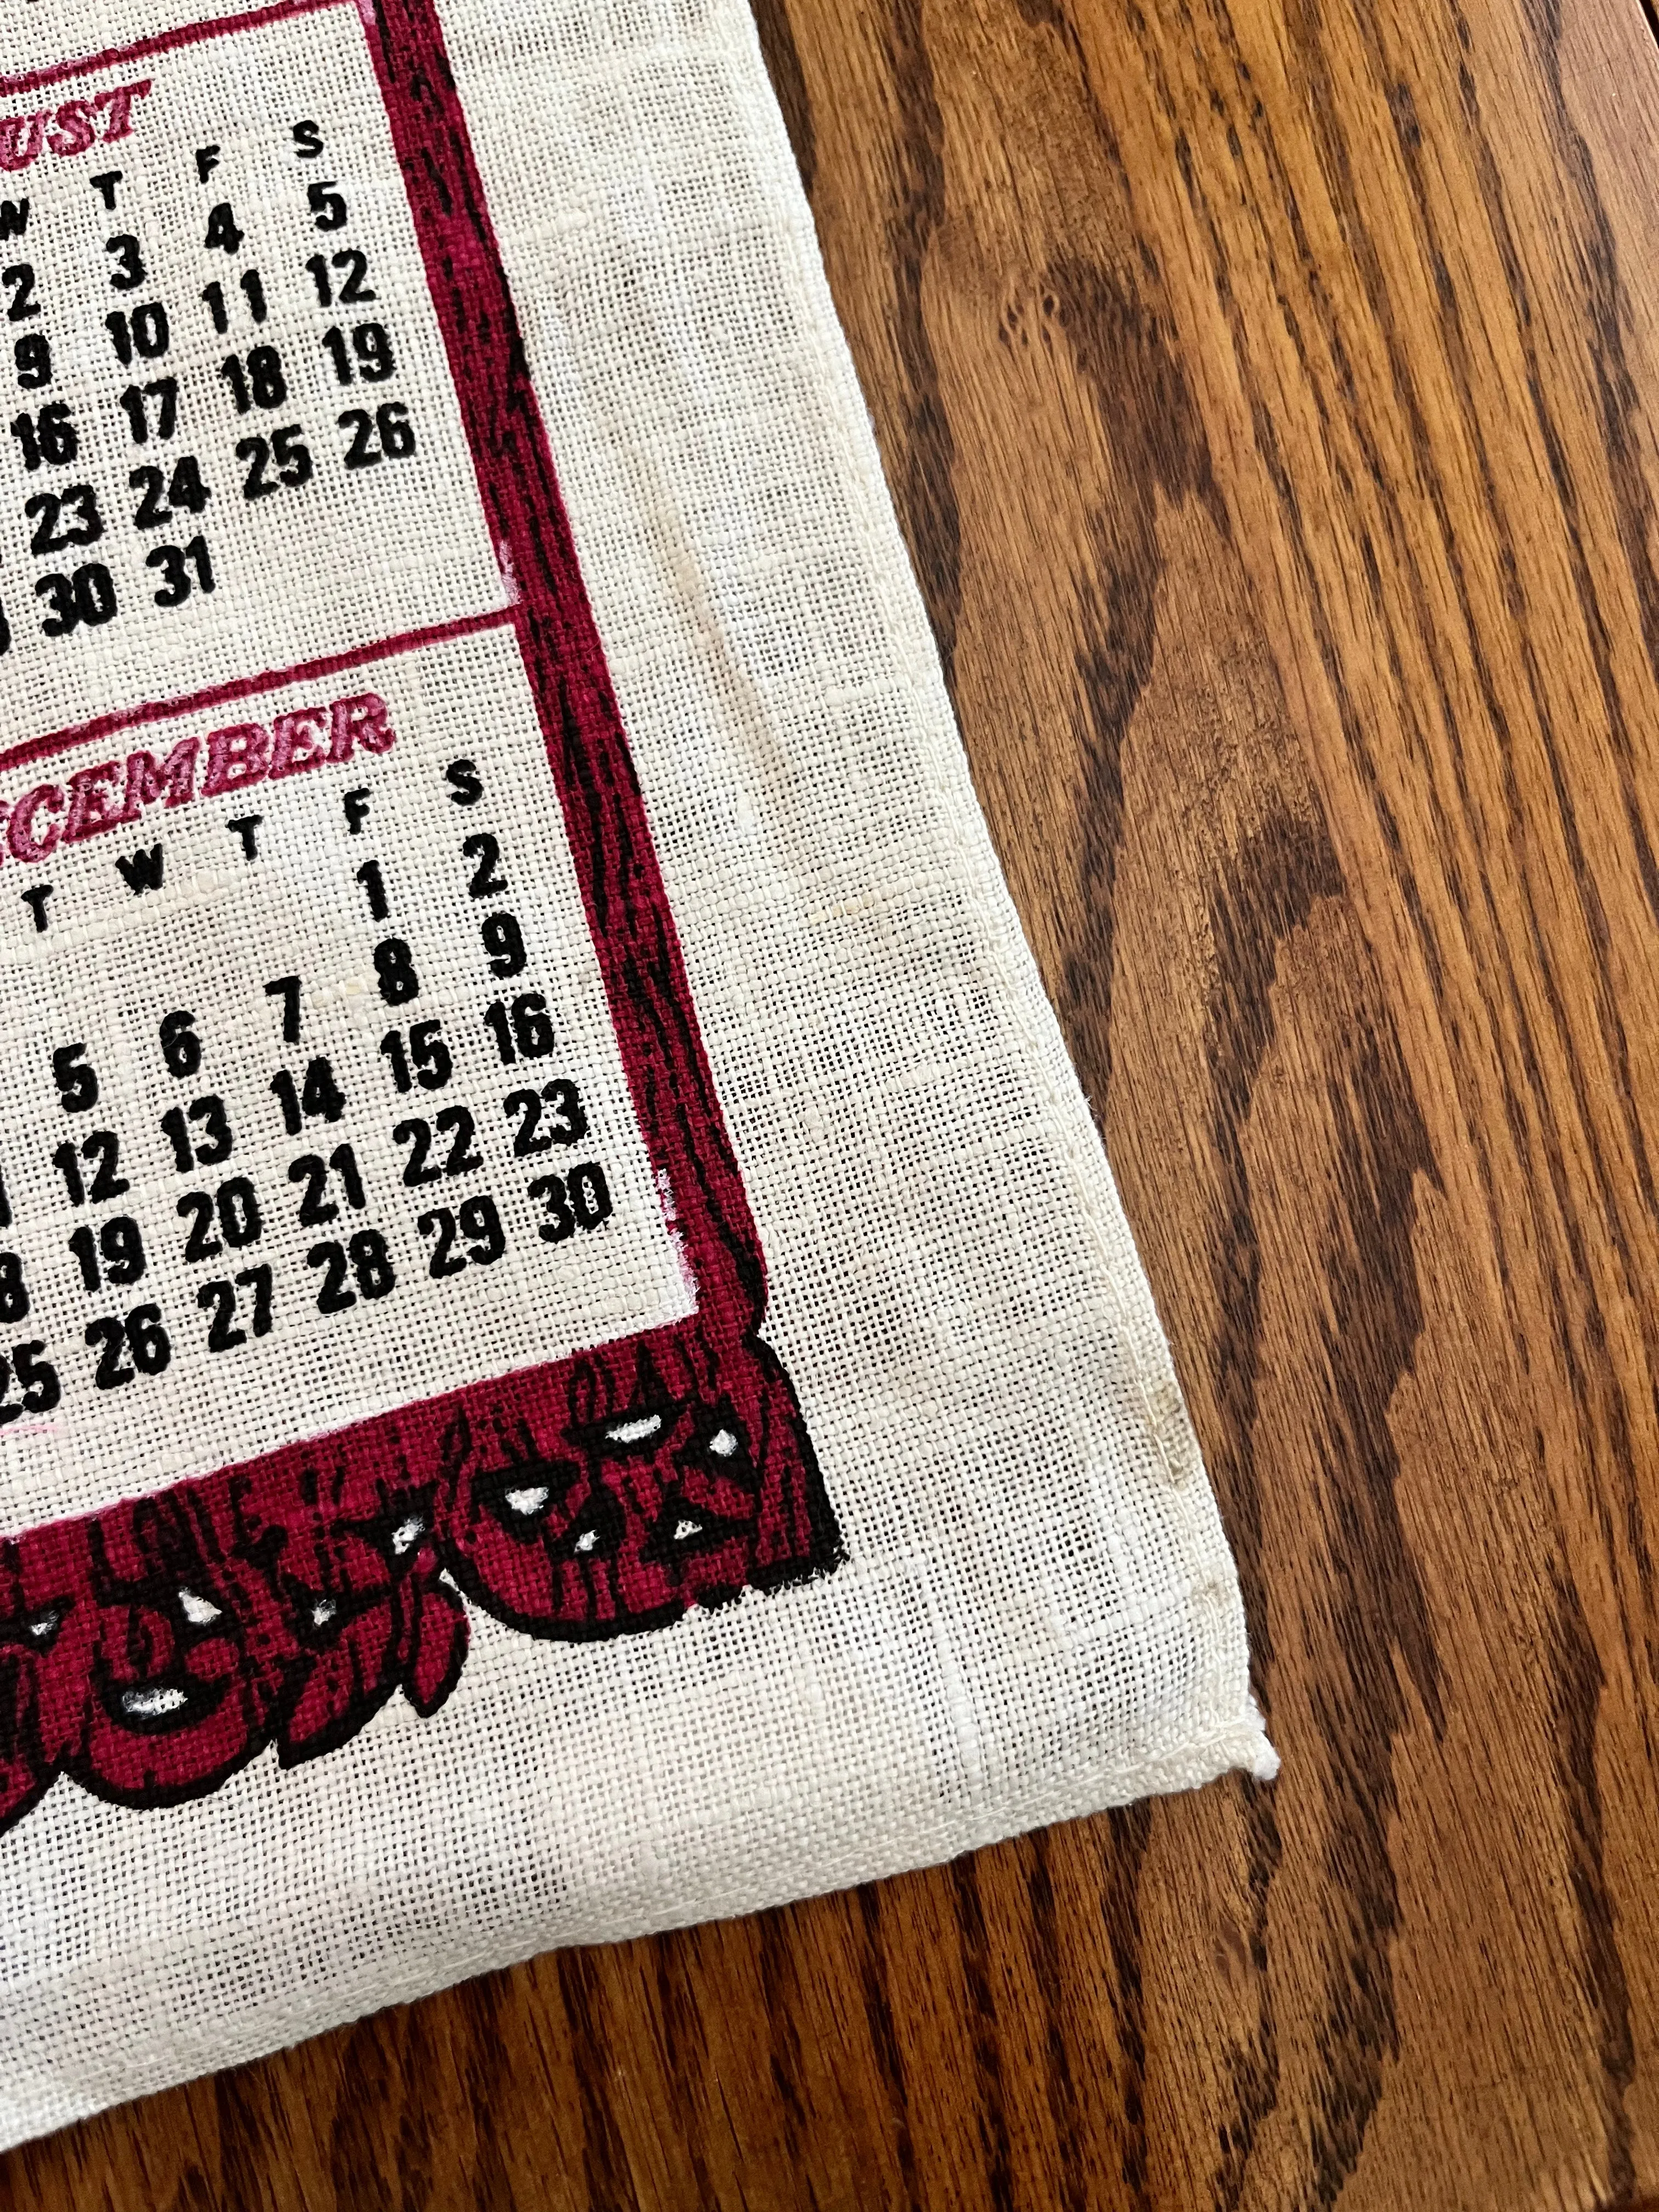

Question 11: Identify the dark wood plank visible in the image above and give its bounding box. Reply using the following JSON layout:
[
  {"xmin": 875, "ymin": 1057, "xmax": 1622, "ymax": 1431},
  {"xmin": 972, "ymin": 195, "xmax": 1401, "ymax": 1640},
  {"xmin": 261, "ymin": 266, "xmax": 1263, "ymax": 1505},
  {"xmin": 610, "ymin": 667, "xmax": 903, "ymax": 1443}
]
[{"xmin": 9, "ymin": 0, "xmax": 1659, "ymax": 2202}]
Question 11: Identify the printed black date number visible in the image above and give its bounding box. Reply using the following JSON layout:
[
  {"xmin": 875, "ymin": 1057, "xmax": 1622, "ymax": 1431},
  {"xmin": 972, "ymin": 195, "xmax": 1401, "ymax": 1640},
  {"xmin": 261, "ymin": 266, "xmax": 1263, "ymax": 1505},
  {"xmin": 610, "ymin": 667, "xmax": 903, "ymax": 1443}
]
[
  {"xmin": 418, "ymin": 1194, "xmax": 505, "ymax": 1278},
  {"xmin": 527, "ymin": 1164, "xmax": 613, "ymax": 1243},
  {"xmin": 0, "ymin": 1339, "xmax": 59, "ymax": 1421},
  {"xmin": 85, "ymin": 1305, "xmax": 170, "ymax": 1389},
  {"xmin": 307, "ymin": 1229, "xmax": 395, "ymax": 1313}
]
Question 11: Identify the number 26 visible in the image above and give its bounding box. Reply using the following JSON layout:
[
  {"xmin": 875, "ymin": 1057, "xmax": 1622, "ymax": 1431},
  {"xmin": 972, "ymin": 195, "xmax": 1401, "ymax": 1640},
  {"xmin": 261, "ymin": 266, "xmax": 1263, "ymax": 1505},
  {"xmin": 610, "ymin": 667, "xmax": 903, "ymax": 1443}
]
[{"xmin": 340, "ymin": 402, "xmax": 413, "ymax": 470}]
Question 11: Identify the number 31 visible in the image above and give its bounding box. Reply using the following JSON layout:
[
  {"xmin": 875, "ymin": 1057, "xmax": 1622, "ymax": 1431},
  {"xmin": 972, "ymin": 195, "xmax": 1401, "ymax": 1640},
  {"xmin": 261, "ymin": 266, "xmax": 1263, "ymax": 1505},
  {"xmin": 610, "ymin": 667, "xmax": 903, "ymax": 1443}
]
[{"xmin": 146, "ymin": 536, "xmax": 214, "ymax": 606}]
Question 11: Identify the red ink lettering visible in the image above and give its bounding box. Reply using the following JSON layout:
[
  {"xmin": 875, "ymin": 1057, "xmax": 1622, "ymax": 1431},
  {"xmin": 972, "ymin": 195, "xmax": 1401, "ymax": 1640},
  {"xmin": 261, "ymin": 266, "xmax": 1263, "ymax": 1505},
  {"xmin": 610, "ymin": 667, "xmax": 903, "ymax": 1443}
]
[
  {"xmin": 1, "ymin": 693, "xmax": 388, "ymax": 837},
  {"xmin": 62, "ymin": 760, "xmax": 125, "ymax": 843},
  {"xmin": 122, "ymin": 738, "xmax": 198, "ymax": 818},
  {"xmin": 46, "ymin": 101, "xmax": 98, "ymax": 159},
  {"xmin": 329, "ymin": 693, "xmax": 394, "ymax": 761},
  {"xmin": 93, "ymin": 81, "xmax": 151, "ymax": 145},
  {"xmin": 8, "ymin": 783, "xmax": 61, "ymax": 861},
  {"xmin": 201, "ymin": 723, "xmax": 270, "ymax": 797},
  {"xmin": 269, "ymin": 706, "xmax": 330, "ymax": 780},
  {"xmin": 0, "ymin": 83, "xmax": 146, "ymax": 168},
  {"xmin": 0, "ymin": 115, "xmax": 47, "ymax": 176}
]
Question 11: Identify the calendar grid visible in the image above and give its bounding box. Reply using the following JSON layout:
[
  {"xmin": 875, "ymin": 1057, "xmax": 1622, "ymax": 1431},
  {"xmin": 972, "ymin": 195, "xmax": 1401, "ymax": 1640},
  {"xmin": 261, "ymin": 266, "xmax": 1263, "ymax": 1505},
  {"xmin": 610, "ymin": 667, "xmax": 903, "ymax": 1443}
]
[{"xmin": 0, "ymin": 0, "xmax": 841, "ymax": 1837}]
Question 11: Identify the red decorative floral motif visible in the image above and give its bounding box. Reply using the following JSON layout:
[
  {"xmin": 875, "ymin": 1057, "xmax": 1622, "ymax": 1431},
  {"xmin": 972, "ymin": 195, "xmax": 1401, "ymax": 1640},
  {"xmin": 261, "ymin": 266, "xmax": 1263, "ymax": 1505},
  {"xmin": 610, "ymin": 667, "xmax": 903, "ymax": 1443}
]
[{"xmin": 1, "ymin": 1324, "xmax": 834, "ymax": 1832}]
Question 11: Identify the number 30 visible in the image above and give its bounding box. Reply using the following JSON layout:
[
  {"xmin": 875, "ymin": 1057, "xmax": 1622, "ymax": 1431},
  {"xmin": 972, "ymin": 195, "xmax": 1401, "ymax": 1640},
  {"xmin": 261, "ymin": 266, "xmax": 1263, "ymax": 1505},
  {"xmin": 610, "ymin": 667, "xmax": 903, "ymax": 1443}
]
[{"xmin": 36, "ymin": 562, "xmax": 116, "ymax": 636}]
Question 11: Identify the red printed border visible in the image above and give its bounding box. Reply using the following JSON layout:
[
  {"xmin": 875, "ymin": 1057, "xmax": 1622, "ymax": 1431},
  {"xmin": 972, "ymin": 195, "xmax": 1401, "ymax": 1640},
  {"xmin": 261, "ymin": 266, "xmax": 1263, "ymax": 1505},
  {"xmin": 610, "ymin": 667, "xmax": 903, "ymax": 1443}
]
[
  {"xmin": 0, "ymin": 0, "xmax": 840, "ymax": 1836},
  {"xmin": 366, "ymin": 0, "xmax": 769, "ymax": 1335}
]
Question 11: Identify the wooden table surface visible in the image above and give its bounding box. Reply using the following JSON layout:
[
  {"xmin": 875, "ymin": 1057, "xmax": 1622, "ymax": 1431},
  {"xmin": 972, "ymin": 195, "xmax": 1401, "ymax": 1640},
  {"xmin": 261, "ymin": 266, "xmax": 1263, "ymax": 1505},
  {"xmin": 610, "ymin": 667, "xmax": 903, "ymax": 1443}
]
[{"xmin": 10, "ymin": 0, "xmax": 1659, "ymax": 2203}]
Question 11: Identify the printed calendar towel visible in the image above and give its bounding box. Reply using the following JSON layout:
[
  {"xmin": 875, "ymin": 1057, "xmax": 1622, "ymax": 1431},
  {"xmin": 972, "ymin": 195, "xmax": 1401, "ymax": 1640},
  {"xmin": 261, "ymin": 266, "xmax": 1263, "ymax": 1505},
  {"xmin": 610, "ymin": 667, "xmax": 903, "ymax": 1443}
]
[{"xmin": 0, "ymin": 0, "xmax": 1274, "ymax": 2147}]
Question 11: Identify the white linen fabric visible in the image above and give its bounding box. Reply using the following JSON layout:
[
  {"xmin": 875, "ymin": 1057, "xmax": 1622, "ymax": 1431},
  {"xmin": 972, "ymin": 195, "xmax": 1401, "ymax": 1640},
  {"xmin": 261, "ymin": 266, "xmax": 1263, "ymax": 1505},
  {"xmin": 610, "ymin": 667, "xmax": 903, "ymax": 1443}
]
[{"xmin": 0, "ymin": 0, "xmax": 1273, "ymax": 2148}]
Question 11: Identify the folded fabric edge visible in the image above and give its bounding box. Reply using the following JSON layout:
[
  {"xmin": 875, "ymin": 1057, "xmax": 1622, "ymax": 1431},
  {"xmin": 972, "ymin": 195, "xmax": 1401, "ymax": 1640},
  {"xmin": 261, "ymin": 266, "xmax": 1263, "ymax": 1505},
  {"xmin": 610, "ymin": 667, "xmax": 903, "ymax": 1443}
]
[{"xmin": 0, "ymin": 1695, "xmax": 1276, "ymax": 2154}]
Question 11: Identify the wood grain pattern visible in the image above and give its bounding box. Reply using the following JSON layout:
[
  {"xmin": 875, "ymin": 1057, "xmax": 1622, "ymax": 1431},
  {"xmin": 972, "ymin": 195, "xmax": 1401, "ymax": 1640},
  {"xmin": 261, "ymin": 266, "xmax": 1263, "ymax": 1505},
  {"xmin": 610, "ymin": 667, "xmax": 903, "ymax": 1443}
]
[{"xmin": 8, "ymin": 0, "xmax": 1659, "ymax": 2200}]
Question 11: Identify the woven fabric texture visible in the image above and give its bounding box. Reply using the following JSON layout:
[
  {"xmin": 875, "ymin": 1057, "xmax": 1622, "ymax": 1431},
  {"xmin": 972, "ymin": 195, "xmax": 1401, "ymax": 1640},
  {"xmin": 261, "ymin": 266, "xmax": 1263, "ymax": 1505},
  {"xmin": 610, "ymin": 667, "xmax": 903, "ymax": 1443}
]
[{"xmin": 0, "ymin": 0, "xmax": 1273, "ymax": 2147}]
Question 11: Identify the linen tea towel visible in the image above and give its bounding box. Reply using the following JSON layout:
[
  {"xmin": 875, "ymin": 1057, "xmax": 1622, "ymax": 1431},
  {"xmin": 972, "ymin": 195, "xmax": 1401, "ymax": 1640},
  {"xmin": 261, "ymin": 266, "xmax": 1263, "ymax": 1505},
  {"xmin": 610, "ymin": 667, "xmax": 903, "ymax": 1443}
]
[{"xmin": 0, "ymin": 0, "xmax": 1274, "ymax": 2146}]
